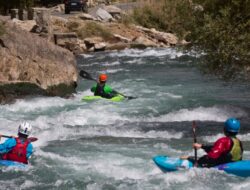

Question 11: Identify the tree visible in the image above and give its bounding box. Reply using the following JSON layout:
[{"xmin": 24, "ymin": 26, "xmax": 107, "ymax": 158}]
[
  {"xmin": 190, "ymin": 0, "xmax": 250, "ymax": 80},
  {"xmin": 0, "ymin": 0, "xmax": 34, "ymax": 15}
]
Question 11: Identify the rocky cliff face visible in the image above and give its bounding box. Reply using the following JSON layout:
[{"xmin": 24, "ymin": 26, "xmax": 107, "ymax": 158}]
[{"xmin": 0, "ymin": 18, "xmax": 78, "ymax": 104}]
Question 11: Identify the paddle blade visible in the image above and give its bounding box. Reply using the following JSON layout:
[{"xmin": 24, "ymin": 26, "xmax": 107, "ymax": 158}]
[
  {"xmin": 79, "ymin": 70, "xmax": 95, "ymax": 81},
  {"xmin": 127, "ymin": 96, "xmax": 137, "ymax": 100},
  {"xmin": 28, "ymin": 137, "xmax": 38, "ymax": 142}
]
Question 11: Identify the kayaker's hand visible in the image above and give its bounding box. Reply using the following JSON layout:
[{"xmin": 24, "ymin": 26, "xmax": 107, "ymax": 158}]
[
  {"xmin": 193, "ymin": 143, "xmax": 202, "ymax": 149},
  {"xmin": 180, "ymin": 155, "xmax": 189, "ymax": 160}
]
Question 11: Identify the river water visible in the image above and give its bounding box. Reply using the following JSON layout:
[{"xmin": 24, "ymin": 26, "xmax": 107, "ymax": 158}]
[{"xmin": 0, "ymin": 48, "xmax": 250, "ymax": 189}]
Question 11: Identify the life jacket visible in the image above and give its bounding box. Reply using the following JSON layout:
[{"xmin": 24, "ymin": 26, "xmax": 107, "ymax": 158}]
[
  {"xmin": 229, "ymin": 137, "xmax": 243, "ymax": 162},
  {"xmin": 94, "ymin": 83, "xmax": 113, "ymax": 99},
  {"xmin": 2, "ymin": 138, "xmax": 30, "ymax": 164},
  {"xmin": 94, "ymin": 83, "xmax": 105, "ymax": 96}
]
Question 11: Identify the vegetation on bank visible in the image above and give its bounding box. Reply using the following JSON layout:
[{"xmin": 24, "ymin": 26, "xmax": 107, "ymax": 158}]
[
  {"xmin": 67, "ymin": 21, "xmax": 113, "ymax": 41},
  {"xmin": 130, "ymin": 0, "xmax": 250, "ymax": 80},
  {"xmin": 0, "ymin": 22, "xmax": 5, "ymax": 36},
  {"xmin": 0, "ymin": 0, "xmax": 62, "ymax": 12},
  {"xmin": 0, "ymin": 0, "xmax": 34, "ymax": 14},
  {"xmin": 78, "ymin": 22, "xmax": 113, "ymax": 41}
]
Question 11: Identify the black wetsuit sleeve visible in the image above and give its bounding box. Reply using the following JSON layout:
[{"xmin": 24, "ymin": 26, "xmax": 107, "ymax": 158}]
[{"xmin": 201, "ymin": 144, "xmax": 213, "ymax": 153}]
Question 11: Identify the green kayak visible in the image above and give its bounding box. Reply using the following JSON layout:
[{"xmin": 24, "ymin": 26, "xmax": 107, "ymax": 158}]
[{"xmin": 82, "ymin": 94, "xmax": 125, "ymax": 102}]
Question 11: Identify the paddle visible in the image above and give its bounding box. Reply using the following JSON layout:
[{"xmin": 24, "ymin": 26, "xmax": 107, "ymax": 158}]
[
  {"xmin": 79, "ymin": 70, "xmax": 98, "ymax": 83},
  {"xmin": 192, "ymin": 121, "xmax": 198, "ymax": 166},
  {"xmin": 1, "ymin": 135, "xmax": 38, "ymax": 142},
  {"xmin": 79, "ymin": 70, "xmax": 137, "ymax": 100}
]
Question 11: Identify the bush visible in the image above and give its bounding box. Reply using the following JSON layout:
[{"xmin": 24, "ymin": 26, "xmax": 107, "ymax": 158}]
[
  {"xmin": 190, "ymin": 0, "xmax": 250, "ymax": 80},
  {"xmin": 0, "ymin": 0, "xmax": 34, "ymax": 15},
  {"xmin": 131, "ymin": 0, "xmax": 250, "ymax": 80},
  {"xmin": 132, "ymin": 0, "xmax": 193, "ymax": 39},
  {"xmin": 0, "ymin": 22, "xmax": 5, "ymax": 36},
  {"xmin": 77, "ymin": 22, "xmax": 113, "ymax": 41}
]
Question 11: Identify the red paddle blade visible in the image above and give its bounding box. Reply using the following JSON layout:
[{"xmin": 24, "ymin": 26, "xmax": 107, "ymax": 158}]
[{"xmin": 28, "ymin": 137, "xmax": 38, "ymax": 142}]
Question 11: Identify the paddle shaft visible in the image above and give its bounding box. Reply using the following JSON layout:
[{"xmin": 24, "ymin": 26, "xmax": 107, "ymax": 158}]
[
  {"xmin": 1, "ymin": 135, "xmax": 38, "ymax": 142},
  {"xmin": 192, "ymin": 121, "xmax": 198, "ymax": 166},
  {"xmin": 79, "ymin": 70, "xmax": 137, "ymax": 99}
]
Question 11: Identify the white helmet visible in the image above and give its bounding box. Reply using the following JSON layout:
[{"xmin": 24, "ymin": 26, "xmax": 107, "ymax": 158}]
[{"xmin": 18, "ymin": 122, "xmax": 32, "ymax": 136}]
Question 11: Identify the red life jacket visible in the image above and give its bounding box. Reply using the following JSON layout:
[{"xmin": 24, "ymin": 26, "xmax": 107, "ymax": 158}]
[{"xmin": 2, "ymin": 138, "xmax": 30, "ymax": 164}]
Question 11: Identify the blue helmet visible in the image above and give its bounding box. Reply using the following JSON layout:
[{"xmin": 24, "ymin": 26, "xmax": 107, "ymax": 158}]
[{"xmin": 224, "ymin": 118, "xmax": 240, "ymax": 133}]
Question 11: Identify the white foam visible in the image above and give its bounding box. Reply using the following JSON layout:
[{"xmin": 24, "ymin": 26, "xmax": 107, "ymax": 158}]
[
  {"xmin": 108, "ymin": 48, "xmax": 189, "ymax": 59},
  {"xmin": 79, "ymin": 53, "xmax": 94, "ymax": 58},
  {"xmin": 1, "ymin": 97, "xmax": 72, "ymax": 113},
  {"xmin": 202, "ymin": 133, "xmax": 224, "ymax": 143},
  {"xmin": 157, "ymin": 92, "xmax": 183, "ymax": 99},
  {"xmin": 202, "ymin": 133, "xmax": 250, "ymax": 143},
  {"xmin": 153, "ymin": 106, "xmax": 247, "ymax": 122},
  {"xmin": 102, "ymin": 61, "xmax": 121, "ymax": 66},
  {"xmin": 106, "ymin": 68, "xmax": 127, "ymax": 74},
  {"xmin": 229, "ymin": 181, "xmax": 250, "ymax": 190}
]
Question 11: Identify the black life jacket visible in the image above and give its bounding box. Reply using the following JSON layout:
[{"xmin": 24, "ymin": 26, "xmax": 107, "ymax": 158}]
[{"xmin": 94, "ymin": 83, "xmax": 113, "ymax": 99}]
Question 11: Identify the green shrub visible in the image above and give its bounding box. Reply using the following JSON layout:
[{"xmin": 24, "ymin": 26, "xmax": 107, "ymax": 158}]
[
  {"xmin": 77, "ymin": 22, "xmax": 113, "ymax": 41},
  {"xmin": 119, "ymin": 14, "xmax": 135, "ymax": 26},
  {"xmin": 130, "ymin": 0, "xmax": 250, "ymax": 80},
  {"xmin": 66, "ymin": 21, "xmax": 81, "ymax": 32},
  {"xmin": 0, "ymin": 22, "xmax": 5, "ymax": 36},
  {"xmin": 132, "ymin": 0, "xmax": 193, "ymax": 39},
  {"xmin": 190, "ymin": 0, "xmax": 250, "ymax": 80}
]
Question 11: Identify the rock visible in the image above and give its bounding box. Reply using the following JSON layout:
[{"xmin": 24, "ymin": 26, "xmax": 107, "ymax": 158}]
[
  {"xmin": 178, "ymin": 39, "xmax": 191, "ymax": 45},
  {"xmin": 50, "ymin": 4, "xmax": 65, "ymax": 13},
  {"xmin": 84, "ymin": 37, "xmax": 103, "ymax": 49},
  {"xmin": 104, "ymin": 5, "xmax": 123, "ymax": 17},
  {"xmin": 54, "ymin": 32, "xmax": 78, "ymax": 47},
  {"xmin": 133, "ymin": 36, "xmax": 158, "ymax": 47},
  {"xmin": 135, "ymin": 25, "xmax": 178, "ymax": 46},
  {"xmin": 96, "ymin": 8, "xmax": 113, "ymax": 22},
  {"xmin": 106, "ymin": 42, "xmax": 130, "ymax": 51},
  {"xmin": 12, "ymin": 19, "xmax": 36, "ymax": 32},
  {"xmin": 31, "ymin": 8, "xmax": 52, "ymax": 40},
  {"xmin": 113, "ymin": 34, "xmax": 131, "ymax": 43},
  {"xmin": 51, "ymin": 16, "xmax": 68, "ymax": 32},
  {"xmin": 94, "ymin": 42, "xmax": 106, "ymax": 51},
  {"xmin": 78, "ymin": 13, "xmax": 98, "ymax": 21},
  {"xmin": 0, "ymin": 19, "xmax": 78, "ymax": 104}
]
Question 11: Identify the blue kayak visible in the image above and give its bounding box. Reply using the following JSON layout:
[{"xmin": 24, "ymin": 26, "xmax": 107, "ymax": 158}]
[
  {"xmin": 0, "ymin": 160, "xmax": 27, "ymax": 168},
  {"xmin": 153, "ymin": 155, "xmax": 250, "ymax": 177}
]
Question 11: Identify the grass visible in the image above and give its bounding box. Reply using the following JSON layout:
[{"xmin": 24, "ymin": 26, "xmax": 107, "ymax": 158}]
[
  {"xmin": 0, "ymin": 22, "xmax": 5, "ymax": 36},
  {"xmin": 128, "ymin": 0, "xmax": 193, "ymax": 39},
  {"xmin": 76, "ymin": 21, "xmax": 113, "ymax": 41}
]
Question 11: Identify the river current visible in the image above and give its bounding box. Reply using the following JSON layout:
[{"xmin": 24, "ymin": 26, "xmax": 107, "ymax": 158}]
[{"xmin": 0, "ymin": 48, "xmax": 250, "ymax": 189}]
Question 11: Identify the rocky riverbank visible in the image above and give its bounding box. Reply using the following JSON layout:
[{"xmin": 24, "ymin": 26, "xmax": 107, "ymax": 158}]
[
  {"xmin": 0, "ymin": 16, "xmax": 78, "ymax": 104},
  {"xmin": 0, "ymin": 3, "xmax": 188, "ymax": 104},
  {"xmin": 10, "ymin": 4, "xmax": 187, "ymax": 54}
]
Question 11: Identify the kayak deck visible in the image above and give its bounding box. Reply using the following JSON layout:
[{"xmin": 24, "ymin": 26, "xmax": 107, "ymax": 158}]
[
  {"xmin": 153, "ymin": 155, "xmax": 250, "ymax": 177},
  {"xmin": 82, "ymin": 94, "xmax": 125, "ymax": 102},
  {"xmin": 0, "ymin": 160, "xmax": 27, "ymax": 168}
]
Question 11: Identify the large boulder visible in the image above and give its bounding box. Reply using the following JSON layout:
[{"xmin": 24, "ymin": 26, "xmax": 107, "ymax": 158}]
[{"xmin": 0, "ymin": 18, "xmax": 78, "ymax": 104}]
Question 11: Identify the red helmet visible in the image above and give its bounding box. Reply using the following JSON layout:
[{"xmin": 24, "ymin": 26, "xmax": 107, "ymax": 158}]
[{"xmin": 99, "ymin": 74, "xmax": 107, "ymax": 82}]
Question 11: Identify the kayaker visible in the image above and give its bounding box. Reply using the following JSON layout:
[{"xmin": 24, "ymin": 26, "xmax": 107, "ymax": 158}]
[
  {"xmin": 182, "ymin": 118, "xmax": 243, "ymax": 167},
  {"xmin": 91, "ymin": 74, "xmax": 118, "ymax": 99},
  {"xmin": 0, "ymin": 122, "xmax": 33, "ymax": 164}
]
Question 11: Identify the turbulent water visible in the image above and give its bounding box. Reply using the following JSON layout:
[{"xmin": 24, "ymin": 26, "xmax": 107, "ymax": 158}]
[{"xmin": 0, "ymin": 48, "xmax": 250, "ymax": 190}]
